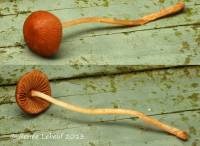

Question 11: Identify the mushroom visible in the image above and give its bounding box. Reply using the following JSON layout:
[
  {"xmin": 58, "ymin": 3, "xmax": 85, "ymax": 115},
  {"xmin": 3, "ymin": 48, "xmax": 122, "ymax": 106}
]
[
  {"xmin": 15, "ymin": 70, "xmax": 51, "ymax": 114},
  {"xmin": 23, "ymin": 1, "xmax": 185, "ymax": 57},
  {"xmin": 16, "ymin": 70, "xmax": 188, "ymax": 140}
]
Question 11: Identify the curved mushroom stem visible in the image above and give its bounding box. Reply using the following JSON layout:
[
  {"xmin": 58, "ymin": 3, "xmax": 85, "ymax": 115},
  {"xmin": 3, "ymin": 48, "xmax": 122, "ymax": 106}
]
[
  {"xmin": 32, "ymin": 90, "xmax": 188, "ymax": 140},
  {"xmin": 62, "ymin": 1, "xmax": 184, "ymax": 28}
]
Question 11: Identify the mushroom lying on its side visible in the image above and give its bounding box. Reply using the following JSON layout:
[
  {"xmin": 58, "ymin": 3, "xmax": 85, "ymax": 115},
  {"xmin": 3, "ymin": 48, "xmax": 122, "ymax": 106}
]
[
  {"xmin": 23, "ymin": 2, "xmax": 185, "ymax": 57},
  {"xmin": 16, "ymin": 70, "xmax": 188, "ymax": 140}
]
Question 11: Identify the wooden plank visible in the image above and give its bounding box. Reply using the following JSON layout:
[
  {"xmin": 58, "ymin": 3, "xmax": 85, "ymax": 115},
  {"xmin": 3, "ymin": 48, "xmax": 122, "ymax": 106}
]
[
  {"xmin": 0, "ymin": 1, "xmax": 199, "ymax": 66},
  {"xmin": 0, "ymin": 2, "xmax": 199, "ymax": 48},
  {"xmin": 0, "ymin": 65, "xmax": 171, "ymax": 85},
  {"xmin": 0, "ymin": 0, "xmax": 135, "ymax": 16},
  {"xmin": 0, "ymin": 66, "xmax": 199, "ymax": 135},
  {"xmin": 1, "ymin": 24, "xmax": 199, "ymax": 65},
  {"xmin": 0, "ymin": 0, "xmax": 198, "ymax": 16},
  {"xmin": 0, "ymin": 110, "xmax": 199, "ymax": 146}
]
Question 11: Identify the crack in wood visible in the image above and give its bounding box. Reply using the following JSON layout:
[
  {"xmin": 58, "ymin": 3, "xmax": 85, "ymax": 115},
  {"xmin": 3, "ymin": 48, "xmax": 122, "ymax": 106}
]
[{"xmin": 84, "ymin": 23, "xmax": 200, "ymax": 38}]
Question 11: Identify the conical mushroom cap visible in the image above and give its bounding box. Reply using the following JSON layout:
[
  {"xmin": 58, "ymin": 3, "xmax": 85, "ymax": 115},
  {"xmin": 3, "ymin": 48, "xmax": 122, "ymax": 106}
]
[{"xmin": 16, "ymin": 70, "xmax": 51, "ymax": 115}]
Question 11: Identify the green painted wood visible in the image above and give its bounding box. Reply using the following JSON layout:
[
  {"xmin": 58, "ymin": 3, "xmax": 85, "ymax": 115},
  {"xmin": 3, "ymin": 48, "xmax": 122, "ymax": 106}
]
[
  {"xmin": 0, "ymin": 0, "xmax": 199, "ymax": 145},
  {"xmin": 1, "ymin": 25, "xmax": 199, "ymax": 65},
  {"xmin": 0, "ymin": 5, "xmax": 199, "ymax": 49},
  {"xmin": 0, "ymin": 0, "xmax": 200, "ymax": 65},
  {"xmin": 0, "ymin": 65, "xmax": 170, "ymax": 85},
  {"xmin": 0, "ymin": 66, "xmax": 199, "ymax": 146},
  {"xmin": 0, "ymin": 3, "xmax": 199, "ymax": 48},
  {"xmin": 0, "ymin": 0, "xmax": 198, "ymax": 16},
  {"xmin": 0, "ymin": 110, "xmax": 199, "ymax": 146}
]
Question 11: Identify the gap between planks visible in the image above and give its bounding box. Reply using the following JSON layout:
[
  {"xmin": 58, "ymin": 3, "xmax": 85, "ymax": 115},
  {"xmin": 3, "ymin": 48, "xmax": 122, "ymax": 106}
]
[{"xmin": 0, "ymin": 65, "xmax": 197, "ymax": 88}]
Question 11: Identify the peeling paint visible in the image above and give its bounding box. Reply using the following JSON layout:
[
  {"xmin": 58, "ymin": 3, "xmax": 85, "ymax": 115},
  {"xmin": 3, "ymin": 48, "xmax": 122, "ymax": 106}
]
[
  {"xmin": 110, "ymin": 77, "xmax": 117, "ymax": 93},
  {"xmin": 189, "ymin": 126, "xmax": 197, "ymax": 135},
  {"xmin": 188, "ymin": 93, "xmax": 199, "ymax": 102}
]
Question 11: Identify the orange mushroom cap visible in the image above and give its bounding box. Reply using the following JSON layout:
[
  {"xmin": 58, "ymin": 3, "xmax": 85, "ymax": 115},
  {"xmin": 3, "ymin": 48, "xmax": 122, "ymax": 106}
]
[
  {"xmin": 23, "ymin": 11, "xmax": 62, "ymax": 57},
  {"xmin": 15, "ymin": 70, "xmax": 51, "ymax": 115}
]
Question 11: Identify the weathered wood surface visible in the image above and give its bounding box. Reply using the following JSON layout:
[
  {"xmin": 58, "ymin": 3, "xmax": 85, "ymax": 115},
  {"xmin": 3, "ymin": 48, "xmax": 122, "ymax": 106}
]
[
  {"xmin": 0, "ymin": 0, "xmax": 199, "ymax": 16},
  {"xmin": 0, "ymin": 66, "xmax": 199, "ymax": 146},
  {"xmin": 0, "ymin": 0, "xmax": 200, "ymax": 65},
  {"xmin": 0, "ymin": 65, "xmax": 173, "ymax": 86},
  {"xmin": 0, "ymin": 0, "xmax": 199, "ymax": 145}
]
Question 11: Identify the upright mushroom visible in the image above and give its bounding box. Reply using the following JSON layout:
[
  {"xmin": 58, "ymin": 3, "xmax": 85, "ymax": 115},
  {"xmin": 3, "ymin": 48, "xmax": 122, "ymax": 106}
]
[
  {"xmin": 16, "ymin": 70, "xmax": 188, "ymax": 140},
  {"xmin": 23, "ymin": 1, "xmax": 185, "ymax": 57}
]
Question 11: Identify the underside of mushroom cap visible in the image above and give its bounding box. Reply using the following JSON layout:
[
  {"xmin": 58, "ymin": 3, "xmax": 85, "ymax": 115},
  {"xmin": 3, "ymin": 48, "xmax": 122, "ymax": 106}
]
[{"xmin": 16, "ymin": 70, "xmax": 51, "ymax": 115}]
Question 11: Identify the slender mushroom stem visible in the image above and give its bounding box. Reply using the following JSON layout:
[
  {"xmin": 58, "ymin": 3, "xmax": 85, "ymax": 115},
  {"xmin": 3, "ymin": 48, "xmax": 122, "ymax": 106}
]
[
  {"xmin": 62, "ymin": 1, "xmax": 184, "ymax": 28},
  {"xmin": 32, "ymin": 90, "xmax": 188, "ymax": 140}
]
